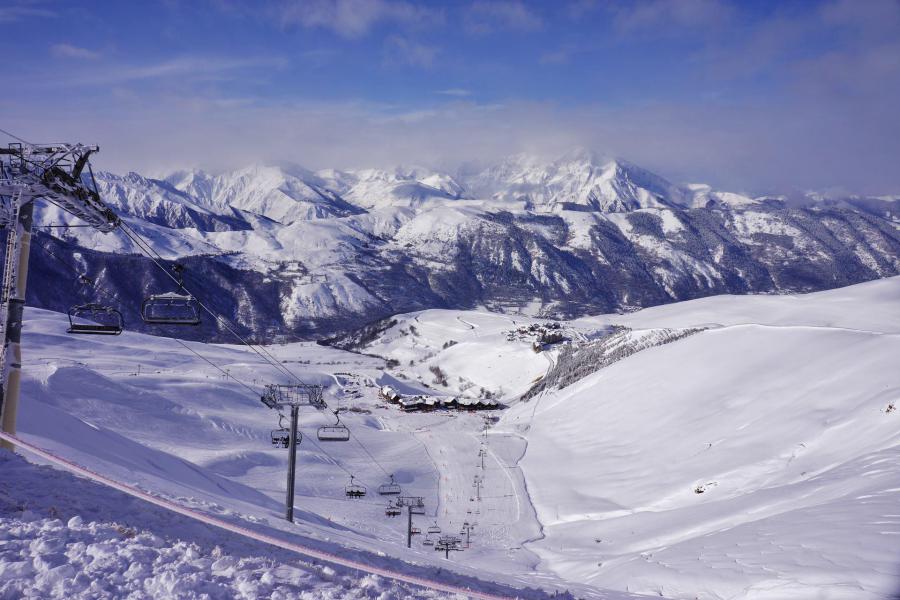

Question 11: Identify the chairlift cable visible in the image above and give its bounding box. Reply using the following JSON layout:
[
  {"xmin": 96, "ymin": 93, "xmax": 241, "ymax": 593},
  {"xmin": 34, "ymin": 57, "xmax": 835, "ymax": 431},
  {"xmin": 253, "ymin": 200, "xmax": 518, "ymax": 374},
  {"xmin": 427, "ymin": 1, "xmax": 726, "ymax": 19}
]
[
  {"xmin": 118, "ymin": 221, "xmax": 303, "ymax": 384},
  {"xmin": 119, "ymin": 223, "xmax": 397, "ymax": 487},
  {"xmin": 0, "ymin": 127, "xmax": 34, "ymax": 145},
  {"xmin": 170, "ymin": 337, "xmax": 261, "ymax": 397},
  {"xmin": 349, "ymin": 429, "xmax": 391, "ymax": 479},
  {"xmin": 304, "ymin": 436, "xmax": 377, "ymax": 490},
  {"xmin": 117, "ymin": 222, "xmax": 303, "ymax": 386}
]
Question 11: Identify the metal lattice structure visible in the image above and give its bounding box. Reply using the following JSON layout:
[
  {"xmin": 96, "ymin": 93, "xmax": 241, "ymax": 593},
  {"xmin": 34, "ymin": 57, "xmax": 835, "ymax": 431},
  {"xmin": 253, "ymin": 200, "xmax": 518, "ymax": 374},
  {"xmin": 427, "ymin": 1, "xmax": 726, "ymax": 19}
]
[
  {"xmin": 260, "ymin": 383, "xmax": 325, "ymax": 410},
  {"xmin": 0, "ymin": 143, "xmax": 119, "ymax": 232},
  {"xmin": 259, "ymin": 382, "xmax": 326, "ymax": 522},
  {"xmin": 0, "ymin": 139, "xmax": 120, "ymax": 449}
]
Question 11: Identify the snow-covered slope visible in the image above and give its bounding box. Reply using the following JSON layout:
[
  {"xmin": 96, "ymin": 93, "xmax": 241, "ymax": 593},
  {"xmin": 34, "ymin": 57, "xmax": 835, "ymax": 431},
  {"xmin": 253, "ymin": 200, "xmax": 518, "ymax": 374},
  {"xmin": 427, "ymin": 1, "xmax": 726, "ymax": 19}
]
[
  {"xmin": 501, "ymin": 276, "xmax": 900, "ymax": 599},
  {"xmin": 167, "ymin": 165, "xmax": 364, "ymax": 224},
  {"xmin": 461, "ymin": 150, "xmax": 685, "ymax": 212},
  {"xmin": 23, "ymin": 151, "xmax": 900, "ymax": 341},
  {"xmin": 316, "ymin": 166, "xmax": 467, "ymax": 210},
  {"xmin": 3, "ymin": 278, "xmax": 899, "ymax": 599}
]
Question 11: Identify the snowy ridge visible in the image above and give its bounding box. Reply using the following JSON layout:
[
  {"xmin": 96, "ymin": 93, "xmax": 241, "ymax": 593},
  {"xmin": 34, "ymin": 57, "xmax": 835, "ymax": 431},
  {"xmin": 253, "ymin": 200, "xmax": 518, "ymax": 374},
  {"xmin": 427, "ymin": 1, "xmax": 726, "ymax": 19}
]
[{"xmin": 24, "ymin": 150, "xmax": 900, "ymax": 341}]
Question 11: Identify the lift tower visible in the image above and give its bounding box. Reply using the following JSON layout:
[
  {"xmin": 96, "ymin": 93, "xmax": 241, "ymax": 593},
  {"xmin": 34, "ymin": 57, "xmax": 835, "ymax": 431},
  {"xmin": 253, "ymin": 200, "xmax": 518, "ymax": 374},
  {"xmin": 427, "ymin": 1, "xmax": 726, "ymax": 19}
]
[{"xmin": 0, "ymin": 140, "xmax": 120, "ymax": 450}]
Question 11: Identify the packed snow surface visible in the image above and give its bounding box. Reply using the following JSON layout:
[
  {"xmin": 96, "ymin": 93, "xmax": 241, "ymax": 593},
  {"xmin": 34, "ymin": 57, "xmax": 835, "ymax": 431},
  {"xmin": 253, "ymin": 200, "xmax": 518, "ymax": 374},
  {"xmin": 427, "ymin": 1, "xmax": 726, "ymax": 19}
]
[
  {"xmin": 2, "ymin": 277, "xmax": 899, "ymax": 599},
  {"xmin": 503, "ymin": 276, "xmax": 900, "ymax": 599}
]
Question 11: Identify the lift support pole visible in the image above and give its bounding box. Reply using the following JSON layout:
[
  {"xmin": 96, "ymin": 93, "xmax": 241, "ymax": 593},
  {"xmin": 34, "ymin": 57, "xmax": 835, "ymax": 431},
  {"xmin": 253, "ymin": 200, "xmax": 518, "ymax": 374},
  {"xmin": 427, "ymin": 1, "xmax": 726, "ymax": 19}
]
[
  {"xmin": 0, "ymin": 200, "xmax": 33, "ymax": 452},
  {"xmin": 407, "ymin": 504, "xmax": 413, "ymax": 548},
  {"xmin": 285, "ymin": 404, "xmax": 300, "ymax": 522}
]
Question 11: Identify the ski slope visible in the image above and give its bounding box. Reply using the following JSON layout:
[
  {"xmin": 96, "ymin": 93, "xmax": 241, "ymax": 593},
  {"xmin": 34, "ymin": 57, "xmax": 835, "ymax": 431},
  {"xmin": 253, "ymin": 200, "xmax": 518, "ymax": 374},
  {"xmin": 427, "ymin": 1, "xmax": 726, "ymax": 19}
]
[
  {"xmin": 2, "ymin": 277, "xmax": 899, "ymax": 599},
  {"xmin": 502, "ymin": 276, "xmax": 900, "ymax": 599}
]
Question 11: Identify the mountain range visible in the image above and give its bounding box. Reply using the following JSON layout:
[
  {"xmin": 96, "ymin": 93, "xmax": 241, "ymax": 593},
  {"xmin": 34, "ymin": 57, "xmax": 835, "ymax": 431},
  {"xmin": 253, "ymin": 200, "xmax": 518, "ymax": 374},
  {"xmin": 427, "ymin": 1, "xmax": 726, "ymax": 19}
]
[{"xmin": 25, "ymin": 150, "xmax": 900, "ymax": 341}]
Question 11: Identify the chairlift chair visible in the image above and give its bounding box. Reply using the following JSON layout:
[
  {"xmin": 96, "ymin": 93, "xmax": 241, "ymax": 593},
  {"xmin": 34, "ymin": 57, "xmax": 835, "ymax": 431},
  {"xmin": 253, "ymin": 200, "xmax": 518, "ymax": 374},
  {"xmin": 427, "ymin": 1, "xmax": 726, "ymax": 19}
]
[
  {"xmin": 345, "ymin": 475, "xmax": 367, "ymax": 499},
  {"xmin": 140, "ymin": 264, "xmax": 201, "ymax": 326},
  {"xmin": 270, "ymin": 414, "xmax": 296, "ymax": 448},
  {"xmin": 317, "ymin": 410, "xmax": 350, "ymax": 442},
  {"xmin": 377, "ymin": 474, "xmax": 402, "ymax": 496},
  {"xmin": 67, "ymin": 303, "xmax": 124, "ymax": 335},
  {"xmin": 422, "ymin": 538, "xmax": 434, "ymax": 546},
  {"xmin": 427, "ymin": 522, "xmax": 442, "ymax": 535},
  {"xmin": 410, "ymin": 526, "xmax": 421, "ymax": 535},
  {"xmin": 385, "ymin": 502, "xmax": 401, "ymax": 518},
  {"xmin": 270, "ymin": 429, "xmax": 290, "ymax": 448}
]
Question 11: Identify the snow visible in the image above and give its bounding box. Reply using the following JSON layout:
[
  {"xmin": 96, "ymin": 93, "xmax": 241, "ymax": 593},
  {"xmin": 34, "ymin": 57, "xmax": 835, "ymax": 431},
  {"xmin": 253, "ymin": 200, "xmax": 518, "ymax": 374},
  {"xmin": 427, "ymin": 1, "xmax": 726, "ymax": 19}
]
[
  {"xmin": 0, "ymin": 451, "xmax": 460, "ymax": 599},
  {"xmin": 3, "ymin": 277, "xmax": 899, "ymax": 599},
  {"xmin": 5, "ymin": 308, "xmax": 615, "ymax": 599},
  {"xmin": 502, "ymin": 277, "xmax": 900, "ymax": 599}
]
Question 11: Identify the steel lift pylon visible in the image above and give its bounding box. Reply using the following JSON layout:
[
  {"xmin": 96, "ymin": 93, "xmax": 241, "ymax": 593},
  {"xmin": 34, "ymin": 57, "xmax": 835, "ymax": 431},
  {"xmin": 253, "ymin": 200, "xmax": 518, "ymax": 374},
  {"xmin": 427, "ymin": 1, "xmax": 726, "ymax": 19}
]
[{"xmin": 0, "ymin": 139, "xmax": 120, "ymax": 450}]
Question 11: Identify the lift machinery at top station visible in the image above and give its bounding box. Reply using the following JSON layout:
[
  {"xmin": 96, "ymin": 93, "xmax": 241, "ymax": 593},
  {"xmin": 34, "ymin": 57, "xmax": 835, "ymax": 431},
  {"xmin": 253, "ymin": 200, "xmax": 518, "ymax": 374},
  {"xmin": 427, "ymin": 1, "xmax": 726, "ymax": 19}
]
[{"xmin": 0, "ymin": 136, "xmax": 120, "ymax": 449}]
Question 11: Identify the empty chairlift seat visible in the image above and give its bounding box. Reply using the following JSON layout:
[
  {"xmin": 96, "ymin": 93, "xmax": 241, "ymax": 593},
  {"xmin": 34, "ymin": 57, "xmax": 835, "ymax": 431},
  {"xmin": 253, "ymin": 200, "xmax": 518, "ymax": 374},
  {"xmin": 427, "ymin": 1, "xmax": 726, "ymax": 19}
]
[
  {"xmin": 141, "ymin": 292, "xmax": 201, "ymax": 325},
  {"xmin": 67, "ymin": 304, "xmax": 124, "ymax": 335},
  {"xmin": 427, "ymin": 522, "xmax": 441, "ymax": 535},
  {"xmin": 317, "ymin": 411, "xmax": 350, "ymax": 442},
  {"xmin": 378, "ymin": 474, "xmax": 402, "ymax": 496}
]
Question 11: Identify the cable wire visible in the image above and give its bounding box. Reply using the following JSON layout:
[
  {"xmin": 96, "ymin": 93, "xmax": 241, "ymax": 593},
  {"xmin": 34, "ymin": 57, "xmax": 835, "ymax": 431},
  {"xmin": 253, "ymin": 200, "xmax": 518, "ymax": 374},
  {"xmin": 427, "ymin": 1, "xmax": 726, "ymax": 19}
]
[
  {"xmin": 117, "ymin": 218, "xmax": 396, "ymax": 492},
  {"xmin": 0, "ymin": 127, "xmax": 33, "ymax": 145},
  {"xmin": 170, "ymin": 337, "xmax": 261, "ymax": 398},
  {"xmin": 116, "ymin": 221, "xmax": 301, "ymax": 385}
]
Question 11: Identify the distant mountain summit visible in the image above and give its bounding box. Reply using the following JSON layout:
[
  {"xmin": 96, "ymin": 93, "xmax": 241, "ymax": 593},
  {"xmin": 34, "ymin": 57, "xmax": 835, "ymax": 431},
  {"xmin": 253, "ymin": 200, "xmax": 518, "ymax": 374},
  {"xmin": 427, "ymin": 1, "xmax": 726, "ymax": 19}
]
[{"xmin": 26, "ymin": 151, "xmax": 900, "ymax": 341}]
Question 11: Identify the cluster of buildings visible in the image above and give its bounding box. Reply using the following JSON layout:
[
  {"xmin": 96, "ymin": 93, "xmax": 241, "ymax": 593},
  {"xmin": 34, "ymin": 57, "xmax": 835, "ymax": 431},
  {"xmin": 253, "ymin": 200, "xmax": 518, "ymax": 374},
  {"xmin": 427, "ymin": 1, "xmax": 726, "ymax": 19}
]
[{"xmin": 379, "ymin": 386, "xmax": 499, "ymax": 412}]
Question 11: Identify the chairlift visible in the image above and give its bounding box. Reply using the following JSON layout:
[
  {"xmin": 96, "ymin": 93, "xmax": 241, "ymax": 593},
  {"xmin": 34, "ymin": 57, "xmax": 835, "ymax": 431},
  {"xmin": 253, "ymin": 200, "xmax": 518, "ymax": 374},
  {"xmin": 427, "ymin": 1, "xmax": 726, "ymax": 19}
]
[
  {"xmin": 410, "ymin": 526, "xmax": 421, "ymax": 535},
  {"xmin": 427, "ymin": 522, "xmax": 442, "ymax": 535},
  {"xmin": 377, "ymin": 474, "xmax": 402, "ymax": 496},
  {"xmin": 423, "ymin": 538, "xmax": 434, "ymax": 546},
  {"xmin": 317, "ymin": 410, "xmax": 350, "ymax": 442},
  {"xmin": 385, "ymin": 502, "xmax": 401, "ymax": 518},
  {"xmin": 270, "ymin": 414, "xmax": 294, "ymax": 448},
  {"xmin": 141, "ymin": 264, "xmax": 201, "ymax": 326},
  {"xmin": 67, "ymin": 303, "xmax": 124, "ymax": 335},
  {"xmin": 345, "ymin": 475, "xmax": 367, "ymax": 499}
]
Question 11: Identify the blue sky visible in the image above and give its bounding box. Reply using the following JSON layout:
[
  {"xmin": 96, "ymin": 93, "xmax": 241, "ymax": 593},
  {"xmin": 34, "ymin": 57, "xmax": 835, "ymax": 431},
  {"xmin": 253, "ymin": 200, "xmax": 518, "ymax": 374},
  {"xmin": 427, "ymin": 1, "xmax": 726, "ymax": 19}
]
[{"xmin": 2, "ymin": 0, "xmax": 899, "ymax": 194}]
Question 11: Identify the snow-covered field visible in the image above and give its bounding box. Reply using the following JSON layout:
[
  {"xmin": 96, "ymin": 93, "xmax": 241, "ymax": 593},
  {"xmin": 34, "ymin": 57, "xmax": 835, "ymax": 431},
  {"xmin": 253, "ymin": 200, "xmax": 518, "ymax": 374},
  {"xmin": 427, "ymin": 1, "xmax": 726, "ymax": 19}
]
[{"xmin": 2, "ymin": 277, "xmax": 899, "ymax": 599}]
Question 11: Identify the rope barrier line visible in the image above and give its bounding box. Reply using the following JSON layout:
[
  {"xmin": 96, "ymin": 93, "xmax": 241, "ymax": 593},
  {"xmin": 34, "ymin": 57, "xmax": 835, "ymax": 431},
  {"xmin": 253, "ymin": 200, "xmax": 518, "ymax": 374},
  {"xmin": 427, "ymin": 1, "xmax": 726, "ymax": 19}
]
[{"xmin": 0, "ymin": 431, "xmax": 516, "ymax": 600}]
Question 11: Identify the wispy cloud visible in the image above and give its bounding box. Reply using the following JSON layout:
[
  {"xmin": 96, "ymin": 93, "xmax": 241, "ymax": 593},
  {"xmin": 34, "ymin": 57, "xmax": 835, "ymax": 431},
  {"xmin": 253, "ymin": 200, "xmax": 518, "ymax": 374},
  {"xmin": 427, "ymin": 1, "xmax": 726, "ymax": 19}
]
[
  {"xmin": 50, "ymin": 43, "xmax": 102, "ymax": 60},
  {"xmin": 383, "ymin": 36, "xmax": 438, "ymax": 68},
  {"xmin": 0, "ymin": 1, "xmax": 56, "ymax": 23},
  {"xmin": 90, "ymin": 56, "xmax": 288, "ymax": 85},
  {"xmin": 464, "ymin": 1, "xmax": 542, "ymax": 34},
  {"xmin": 611, "ymin": 0, "xmax": 733, "ymax": 35},
  {"xmin": 435, "ymin": 88, "xmax": 472, "ymax": 97},
  {"xmin": 275, "ymin": 0, "xmax": 443, "ymax": 38}
]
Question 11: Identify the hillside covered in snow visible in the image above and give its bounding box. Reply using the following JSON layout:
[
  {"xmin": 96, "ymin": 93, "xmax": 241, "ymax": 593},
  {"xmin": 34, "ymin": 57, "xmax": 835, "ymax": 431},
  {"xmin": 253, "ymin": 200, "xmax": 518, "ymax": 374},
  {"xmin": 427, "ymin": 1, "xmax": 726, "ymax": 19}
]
[
  {"xmin": 24, "ymin": 151, "xmax": 900, "ymax": 341},
  {"xmin": 2, "ymin": 277, "xmax": 898, "ymax": 599}
]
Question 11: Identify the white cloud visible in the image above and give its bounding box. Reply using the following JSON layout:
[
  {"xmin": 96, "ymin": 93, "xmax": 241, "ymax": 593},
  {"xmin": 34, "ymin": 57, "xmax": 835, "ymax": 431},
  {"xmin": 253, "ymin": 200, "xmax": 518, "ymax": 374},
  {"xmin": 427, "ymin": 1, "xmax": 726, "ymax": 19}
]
[
  {"xmin": 383, "ymin": 36, "xmax": 438, "ymax": 68},
  {"xmin": 610, "ymin": 0, "xmax": 733, "ymax": 35},
  {"xmin": 435, "ymin": 88, "xmax": 472, "ymax": 97},
  {"xmin": 0, "ymin": 2, "xmax": 55, "ymax": 23},
  {"xmin": 275, "ymin": 0, "xmax": 443, "ymax": 38},
  {"xmin": 464, "ymin": 1, "xmax": 542, "ymax": 34},
  {"xmin": 50, "ymin": 44, "xmax": 101, "ymax": 60}
]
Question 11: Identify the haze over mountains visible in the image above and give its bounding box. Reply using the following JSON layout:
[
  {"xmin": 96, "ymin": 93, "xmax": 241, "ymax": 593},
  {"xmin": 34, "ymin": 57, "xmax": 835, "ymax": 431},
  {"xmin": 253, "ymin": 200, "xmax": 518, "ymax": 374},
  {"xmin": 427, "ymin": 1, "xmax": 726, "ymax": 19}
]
[{"xmin": 27, "ymin": 150, "xmax": 900, "ymax": 341}]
